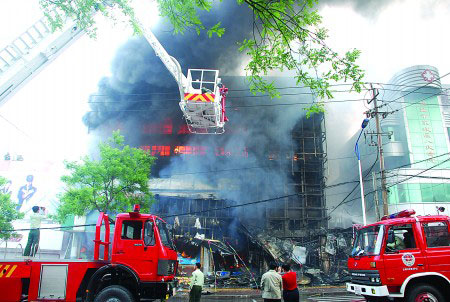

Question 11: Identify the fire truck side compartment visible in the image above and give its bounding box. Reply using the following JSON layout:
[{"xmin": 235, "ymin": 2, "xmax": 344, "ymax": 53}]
[{"xmin": 38, "ymin": 264, "xmax": 68, "ymax": 299}]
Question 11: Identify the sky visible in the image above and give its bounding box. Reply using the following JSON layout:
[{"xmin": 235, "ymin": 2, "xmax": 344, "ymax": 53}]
[
  {"xmin": 0, "ymin": 0, "xmax": 157, "ymax": 163},
  {"xmin": 1, "ymin": 1, "xmax": 450, "ymax": 221}
]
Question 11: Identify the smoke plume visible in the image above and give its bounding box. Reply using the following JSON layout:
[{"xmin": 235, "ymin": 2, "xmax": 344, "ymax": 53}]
[
  {"xmin": 85, "ymin": 1, "xmax": 323, "ymax": 230},
  {"xmin": 83, "ymin": 1, "xmax": 253, "ymax": 129}
]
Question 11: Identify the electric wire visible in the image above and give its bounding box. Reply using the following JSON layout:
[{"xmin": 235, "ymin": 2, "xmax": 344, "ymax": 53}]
[
  {"xmin": 379, "ymin": 71, "xmax": 450, "ymax": 109},
  {"xmin": 385, "ymin": 88, "xmax": 450, "ymax": 116},
  {"xmin": 327, "ymin": 149, "xmax": 379, "ymax": 216},
  {"xmin": 3, "ymin": 156, "xmax": 450, "ymax": 233},
  {"xmin": 329, "ymin": 156, "xmax": 450, "ymax": 217}
]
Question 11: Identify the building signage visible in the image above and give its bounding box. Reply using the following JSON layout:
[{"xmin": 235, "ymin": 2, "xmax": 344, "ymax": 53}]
[{"xmin": 405, "ymin": 95, "xmax": 448, "ymax": 169}]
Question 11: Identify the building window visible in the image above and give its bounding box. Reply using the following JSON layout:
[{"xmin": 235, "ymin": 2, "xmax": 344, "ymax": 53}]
[{"xmin": 388, "ymin": 183, "xmax": 450, "ymax": 205}]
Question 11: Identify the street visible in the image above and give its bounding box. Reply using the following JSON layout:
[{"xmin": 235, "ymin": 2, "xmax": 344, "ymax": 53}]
[{"xmin": 168, "ymin": 288, "xmax": 365, "ymax": 302}]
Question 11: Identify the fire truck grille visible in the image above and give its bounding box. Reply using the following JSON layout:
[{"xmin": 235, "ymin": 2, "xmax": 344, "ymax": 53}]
[
  {"xmin": 350, "ymin": 270, "xmax": 381, "ymax": 286},
  {"xmin": 157, "ymin": 260, "xmax": 177, "ymax": 276}
]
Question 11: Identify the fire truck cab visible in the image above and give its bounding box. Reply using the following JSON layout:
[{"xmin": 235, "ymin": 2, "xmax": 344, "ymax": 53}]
[
  {"xmin": 346, "ymin": 209, "xmax": 450, "ymax": 302},
  {"xmin": 0, "ymin": 205, "xmax": 178, "ymax": 302}
]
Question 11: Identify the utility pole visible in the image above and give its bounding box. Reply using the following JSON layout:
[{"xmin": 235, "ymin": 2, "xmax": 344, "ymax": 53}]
[
  {"xmin": 370, "ymin": 84, "xmax": 389, "ymax": 216},
  {"xmin": 372, "ymin": 171, "xmax": 381, "ymax": 221}
]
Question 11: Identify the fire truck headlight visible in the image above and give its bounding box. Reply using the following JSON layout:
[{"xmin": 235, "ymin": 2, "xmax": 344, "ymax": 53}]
[{"xmin": 375, "ymin": 277, "xmax": 380, "ymax": 283}]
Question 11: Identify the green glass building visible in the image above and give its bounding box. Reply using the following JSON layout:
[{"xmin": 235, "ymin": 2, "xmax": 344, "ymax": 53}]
[{"xmin": 366, "ymin": 65, "xmax": 450, "ymax": 216}]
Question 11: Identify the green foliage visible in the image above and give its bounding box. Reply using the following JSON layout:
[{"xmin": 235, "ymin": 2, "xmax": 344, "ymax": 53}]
[
  {"xmin": 40, "ymin": 0, "xmax": 365, "ymax": 116},
  {"xmin": 304, "ymin": 102, "xmax": 324, "ymax": 118},
  {"xmin": 56, "ymin": 131, "xmax": 156, "ymax": 223},
  {"xmin": 236, "ymin": 0, "xmax": 364, "ymax": 104},
  {"xmin": 0, "ymin": 177, "xmax": 24, "ymax": 240},
  {"xmin": 39, "ymin": 0, "xmax": 138, "ymax": 38}
]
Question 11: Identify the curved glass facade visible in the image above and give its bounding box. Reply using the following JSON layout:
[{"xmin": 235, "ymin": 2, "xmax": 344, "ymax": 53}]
[{"xmin": 378, "ymin": 65, "xmax": 450, "ymax": 215}]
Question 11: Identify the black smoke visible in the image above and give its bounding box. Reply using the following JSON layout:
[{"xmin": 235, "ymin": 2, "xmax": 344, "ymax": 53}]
[
  {"xmin": 85, "ymin": 1, "xmax": 325, "ymax": 231},
  {"xmin": 83, "ymin": 1, "xmax": 254, "ymax": 130}
]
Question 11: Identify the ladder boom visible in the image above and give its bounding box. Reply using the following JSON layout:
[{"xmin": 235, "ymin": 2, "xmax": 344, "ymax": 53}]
[
  {"xmin": 0, "ymin": 22, "xmax": 84, "ymax": 106},
  {"xmin": 139, "ymin": 23, "xmax": 189, "ymax": 96},
  {"xmin": 0, "ymin": 11, "xmax": 228, "ymax": 134}
]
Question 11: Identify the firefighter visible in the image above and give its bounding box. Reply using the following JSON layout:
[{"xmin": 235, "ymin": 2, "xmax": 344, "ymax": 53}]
[
  {"xmin": 23, "ymin": 206, "xmax": 46, "ymax": 257},
  {"xmin": 387, "ymin": 230, "xmax": 405, "ymax": 251}
]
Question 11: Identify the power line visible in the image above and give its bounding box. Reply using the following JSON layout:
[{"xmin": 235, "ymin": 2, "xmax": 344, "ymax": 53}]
[
  {"xmin": 160, "ymin": 193, "xmax": 300, "ymax": 219},
  {"xmin": 386, "ymin": 152, "xmax": 450, "ymax": 171},
  {"xmin": 0, "ymin": 224, "xmax": 98, "ymax": 233},
  {"xmin": 86, "ymin": 98, "xmax": 371, "ymax": 113},
  {"xmin": 0, "ymin": 114, "xmax": 32, "ymax": 139},
  {"xmin": 329, "ymin": 155, "xmax": 450, "ymax": 218},
  {"xmin": 328, "ymin": 150, "xmax": 379, "ymax": 216},
  {"xmin": 327, "ymin": 152, "xmax": 450, "ymax": 216},
  {"xmin": 386, "ymin": 157, "xmax": 450, "ymax": 189},
  {"xmin": 384, "ymin": 174, "xmax": 450, "ymax": 181},
  {"xmin": 379, "ymin": 71, "xmax": 450, "ymax": 109},
  {"xmin": 4, "ymin": 157, "xmax": 450, "ymax": 233},
  {"xmin": 86, "ymin": 81, "xmax": 450, "ymax": 97},
  {"xmin": 386, "ymin": 88, "xmax": 450, "ymax": 116},
  {"xmin": 87, "ymin": 94, "xmax": 371, "ymax": 104}
]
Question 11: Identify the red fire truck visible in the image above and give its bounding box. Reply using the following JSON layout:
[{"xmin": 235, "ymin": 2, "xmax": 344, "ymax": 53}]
[
  {"xmin": 346, "ymin": 209, "xmax": 450, "ymax": 302},
  {"xmin": 0, "ymin": 205, "xmax": 178, "ymax": 302}
]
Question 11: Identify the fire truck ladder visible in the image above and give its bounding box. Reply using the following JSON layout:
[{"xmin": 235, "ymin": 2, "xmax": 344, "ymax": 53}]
[
  {"xmin": 0, "ymin": 14, "xmax": 84, "ymax": 106},
  {"xmin": 0, "ymin": 11, "xmax": 228, "ymax": 133},
  {"xmin": 139, "ymin": 22, "xmax": 228, "ymax": 134}
]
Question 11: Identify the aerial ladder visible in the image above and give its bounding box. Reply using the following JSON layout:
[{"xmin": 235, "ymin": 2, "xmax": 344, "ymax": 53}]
[
  {"xmin": 0, "ymin": 11, "xmax": 228, "ymax": 134},
  {"xmin": 0, "ymin": 15, "xmax": 84, "ymax": 106},
  {"xmin": 137, "ymin": 21, "xmax": 228, "ymax": 134}
]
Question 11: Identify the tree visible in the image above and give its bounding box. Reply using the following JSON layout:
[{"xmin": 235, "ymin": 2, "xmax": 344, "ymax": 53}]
[
  {"xmin": 0, "ymin": 177, "xmax": 24, "ymax": 240},
  {"xmin": 55, "ymin": 131, "xmax": 155, "ymax": 223},
  {"xmin": 39, "ymin": 0, "xmax": 364, "ymax": 113}
]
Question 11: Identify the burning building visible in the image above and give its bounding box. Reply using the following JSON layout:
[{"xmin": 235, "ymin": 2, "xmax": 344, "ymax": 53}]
[
  {"xmin": 87, "ymin": 75, "xmax": 330, "ymax": 278},
  {"xmin": 83, "ymin": 1, "xmax": 331, "ymax": 281}
]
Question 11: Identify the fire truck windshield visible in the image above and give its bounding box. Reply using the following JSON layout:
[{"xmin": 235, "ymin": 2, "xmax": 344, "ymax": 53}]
[
  {"xmin": 351, "ymin": 225, "xmax": 385, "ymax": 257},
  {"xmin": 156, "ymin": 219, "xmax": 175, "ymax": 250}
]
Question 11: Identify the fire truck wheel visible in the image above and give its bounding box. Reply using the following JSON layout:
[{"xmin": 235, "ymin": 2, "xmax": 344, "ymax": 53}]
[
  {"xmin": 406, "ymin": 284, "xmax": 445, "ymax": 302},
  {"xmin": 94, "ymin": 285, "xmax": 135, "ymax": 302}
]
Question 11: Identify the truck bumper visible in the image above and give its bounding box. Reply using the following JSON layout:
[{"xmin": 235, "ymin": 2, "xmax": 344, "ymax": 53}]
[
  {"xmin": 346, "ymin": 282, "xmax": 389, "ymax": 297},
  {"xmin": 140, "ymin": 280, "xmax": 178, "ymax": 299}
]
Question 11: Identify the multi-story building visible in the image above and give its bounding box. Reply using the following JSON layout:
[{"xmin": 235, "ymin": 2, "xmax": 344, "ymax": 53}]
[
  {"xmin": 361, "ymin": 65, "xmax": 450, "ymax": 218},
  {"xmin": 143, "ymin": 76, "xmax": 328, "ymax": 239}
]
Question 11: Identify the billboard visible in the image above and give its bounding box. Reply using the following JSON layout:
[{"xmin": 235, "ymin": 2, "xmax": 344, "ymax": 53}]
[{"xmin": 0, "ymin": 158, "xmax": 65, "ymax": 251}]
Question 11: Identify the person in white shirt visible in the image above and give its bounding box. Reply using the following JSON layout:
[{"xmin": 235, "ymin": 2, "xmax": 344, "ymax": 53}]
[
  {"xmin": 23, "ymin": 206, "xmax": 46, "ymax": 257},
  {"xmin": 189, "ymin": 262, "xmax": 204, "ymax": 302},
  {"xmin": 261, "ymin": 262, "xmax": 283, "ymax": 302}
]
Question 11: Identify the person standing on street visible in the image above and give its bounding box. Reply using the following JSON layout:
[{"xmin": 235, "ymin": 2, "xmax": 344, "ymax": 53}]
[
  {"xmin": 23, "ymin": 206, "xmax": 46, "ymax": 257},
  {"xmin": 282, "ymin": 263, "xmax": 300, "ymax": 302},
  {"xmin": 189, "ymin": 262, "xmax": 204, "ymax": 302},
  {"xmin": 261, "ymin": 262, "xmax": 283, "ymax": 302}
]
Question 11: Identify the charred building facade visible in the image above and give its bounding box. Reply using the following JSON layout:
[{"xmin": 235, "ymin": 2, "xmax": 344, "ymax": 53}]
[
  {"xmin": 89, "ymin": 76, "xmax": 329, "ymax": 276},
  {"xmin": 84, "ymin": 2, "xmax": 330, "ymax": 277},
  {"xmin": 135, "ymin": 76, "xmax": 328, "ymax": 240}
]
